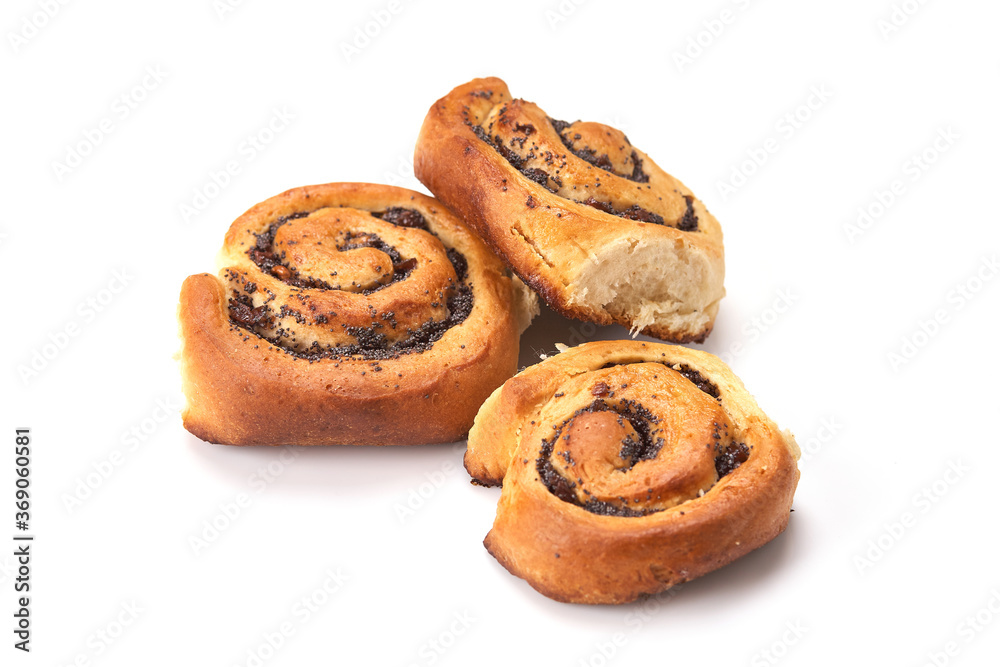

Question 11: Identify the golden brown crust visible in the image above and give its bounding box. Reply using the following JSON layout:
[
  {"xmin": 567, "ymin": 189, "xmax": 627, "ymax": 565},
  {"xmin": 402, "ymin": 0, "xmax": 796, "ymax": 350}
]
[
  {"xmin": 415, "ymin": 77, "xmax": 725, "ymax": 343},
  {"xmin": 466, "ymin": 340, "xmax": 800, "ymax": 604},
  {"xmin": 178, "ymin": 183, "xmax": 522, "ymax": 446}
]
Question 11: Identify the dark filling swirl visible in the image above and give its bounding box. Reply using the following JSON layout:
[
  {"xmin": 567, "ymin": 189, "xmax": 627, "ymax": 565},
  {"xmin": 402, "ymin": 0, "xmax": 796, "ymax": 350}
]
[
  {"xmin": 534, "ymin": 364, "xmax": 743, "ymax": 517},
  {"xmin": 226, "ymin": 207, "xmax": 473, "ymax": 362},
  {"xmin": 464, "ymin": 105, "xmax": 699, "ymax": 231}
]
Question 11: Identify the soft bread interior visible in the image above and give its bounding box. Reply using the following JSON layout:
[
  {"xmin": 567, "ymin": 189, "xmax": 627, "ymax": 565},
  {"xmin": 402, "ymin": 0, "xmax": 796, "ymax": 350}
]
[
  {"xmin": 567, "ymin": 238, "xmax": 724, "ymax": 337},
  {"xmin": 510, "ymin": 274, "xmax": 540, "ymax": 334}
]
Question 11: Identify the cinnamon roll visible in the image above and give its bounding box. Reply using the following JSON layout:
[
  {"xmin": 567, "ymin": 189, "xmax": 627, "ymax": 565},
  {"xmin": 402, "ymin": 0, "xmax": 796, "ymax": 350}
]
[
  {"xmin": 415, "ymin": 77, "xmax": 725, "ymax": 343},
  {"xmin": 466, "ymin": 340, "xmax": 799, "ymax": 604},
  {"xmin": 178, "ymin": 183, "xmax": 536, "ymax": 446}
]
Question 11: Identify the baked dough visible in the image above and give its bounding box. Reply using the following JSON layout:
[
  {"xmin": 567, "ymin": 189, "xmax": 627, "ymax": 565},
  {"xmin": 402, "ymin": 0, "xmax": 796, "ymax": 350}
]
[
  {"xmin": 178, "ymin": 182, "xmax": 536, "ymax": 446},
  {"xmin": 415, "ymin": 77, "xmax": 725, "ymax": 343},
  {"xmin": 466, "ymin": 340, "xmax": 799, "ymax": 604}
]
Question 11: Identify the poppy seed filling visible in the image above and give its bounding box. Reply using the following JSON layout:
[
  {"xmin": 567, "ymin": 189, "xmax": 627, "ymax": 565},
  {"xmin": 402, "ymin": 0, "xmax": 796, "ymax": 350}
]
[
  {"xmin": 534, "ymin": 364, "xmax": 743, "ymax": 516},
  {"xmin": 226, "ymin": 207, "xmax": 474, "ymax": 362},
  {"xmin": 463, "ymin": 102, "xmax": 698, "ymax": 231}
]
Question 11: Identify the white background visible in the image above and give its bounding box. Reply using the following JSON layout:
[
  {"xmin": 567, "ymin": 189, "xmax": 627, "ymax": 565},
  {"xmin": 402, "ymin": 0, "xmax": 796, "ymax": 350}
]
[{"xmin": 3, "ymin": 0, "xmax": 999, "ymax": 665}]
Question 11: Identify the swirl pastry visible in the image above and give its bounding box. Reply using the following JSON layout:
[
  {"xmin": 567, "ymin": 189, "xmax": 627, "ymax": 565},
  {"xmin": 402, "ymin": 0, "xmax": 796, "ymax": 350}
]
[
  {"xmin": 178, "ymin": 183, "xmax": 535, "ymax": 446},
  {"xmin": 466, "ymin": 341, "xmax": 799, "ymax": 604},
  {"xmin": 415, "ymin": 77, "xmax": 725, "ymax": 343}
]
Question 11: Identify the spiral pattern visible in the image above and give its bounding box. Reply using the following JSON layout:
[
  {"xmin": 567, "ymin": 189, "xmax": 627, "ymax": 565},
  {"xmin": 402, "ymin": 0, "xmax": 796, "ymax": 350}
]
[
  {"xmin": 220, "ymin": 196, "xmax": 471, "ymax": 359},
  {"xmin": 466, "ymin": 341, "xmax": 800, "ymax": 604},
  {"xmin": 533, "ymin": 362, "xmax": 746, "ymax": 517},
  {"xmin": 178, "ymin": 183, "xmax": 529, "ymax": 446},
  {"xmin": 467, "ymin": 99, "xmax": 697, "ymax": 231},
  {"xmin": 415, "ymin": 77, "xmax": 726, "ymax": 343}
]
